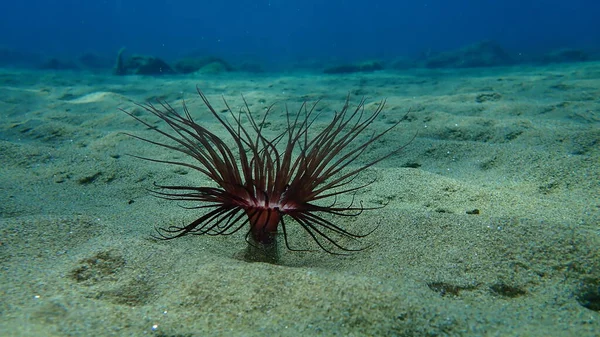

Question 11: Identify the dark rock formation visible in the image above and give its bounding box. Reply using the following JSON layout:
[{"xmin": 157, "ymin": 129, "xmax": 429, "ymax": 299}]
[
  {"xmin": 114, "ymin": 48, "xmax": 175, "ymax": 76},
  {"xmin": 541, "ymin": 49, "xmax": 589, "ymax": 63},
  {"xmin": 173, "ymin": 56, "xmax": 233, "ymax": 74},
  {"xmin": 323, "ymin": 61, "xmax": 384, "ymax": 74},
  {"xmin": 78, "ymin": 53, "xmax": 113, "ymax": 70},
  {"xmin": 39, "ymin": 58, "xmax": 79, "ymax": 70},
  {"xmin": 423, "ymin": 40, "xmax": 513, "ymax": 68}
]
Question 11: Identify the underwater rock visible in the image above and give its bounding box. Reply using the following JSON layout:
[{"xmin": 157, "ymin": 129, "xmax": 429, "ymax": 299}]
[
  {"xmin": 114, "ymin": 48, "xmax": 175, "ymax": 76},
  {"xmin": 39, "ymin": 58, "xmax": 80, "ymax": 70},
  {"xmin": 541, "ymin": 49, "xmax": 589, "ymax": 63},
  {"xmin": 423, "ymin": 40, "xmax": 513, "ymax": 68},
  {"xmin": 78, "ymin": 52, "xmax": 113, "ymax": 70},
  {"xmin": 323, "ymin": 61, "xmax": 384, "ymax": 74},
  {"xmin": 173, "ymin": 56, "xmax": 233, "ymax": 74},
  {"xmin": 195, "ymin": 61, "xmax": 231, "ymax": 74}
]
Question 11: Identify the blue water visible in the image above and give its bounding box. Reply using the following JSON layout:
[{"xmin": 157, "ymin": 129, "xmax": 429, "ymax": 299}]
[{"xmin": 0, "ymin": 0, "xmax": 599, "ymax": 69}]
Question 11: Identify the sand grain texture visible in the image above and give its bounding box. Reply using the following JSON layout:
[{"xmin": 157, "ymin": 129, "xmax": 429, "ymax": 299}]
[{"xmin": 0, "ymin": 64, "xmax": 598, "ymax": 336}]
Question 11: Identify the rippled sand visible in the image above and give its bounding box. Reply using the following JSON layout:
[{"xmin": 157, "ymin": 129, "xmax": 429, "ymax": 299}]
[{"xmin": 1, "ymin": 63, "xmax": 598, "ymax": 336}]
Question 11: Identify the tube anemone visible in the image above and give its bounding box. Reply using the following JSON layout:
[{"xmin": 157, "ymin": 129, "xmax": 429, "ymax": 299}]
[{"xmin": 122, "ymin": 87, "xmax": 410, "ymax": 261}]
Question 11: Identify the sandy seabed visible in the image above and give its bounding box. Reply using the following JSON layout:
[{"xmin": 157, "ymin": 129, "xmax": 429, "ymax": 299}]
[{"xmin": 0, "ymin": 62, "xmax": 598, "ymax": 336}]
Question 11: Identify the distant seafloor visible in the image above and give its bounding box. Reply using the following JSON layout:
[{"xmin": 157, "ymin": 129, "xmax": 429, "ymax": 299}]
[{"xmin": 0, "ymin": 62, "xmax": 598, "ymax": 336}]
